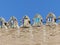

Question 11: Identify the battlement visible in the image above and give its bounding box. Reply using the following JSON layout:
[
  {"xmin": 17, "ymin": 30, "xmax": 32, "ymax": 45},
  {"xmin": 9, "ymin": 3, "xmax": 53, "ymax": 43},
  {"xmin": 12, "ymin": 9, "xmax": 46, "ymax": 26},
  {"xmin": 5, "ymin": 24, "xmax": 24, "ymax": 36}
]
[
  {"xmin": 0, "ymin": 13, "xmax": 60, "ymax": 45},
  {"xmin": 0, "ymin": 13, "xmax": 60, "ymax": 29},
  {"xmin": 0, "ymin": 12, "xmax": 60, "ymax": 37}
]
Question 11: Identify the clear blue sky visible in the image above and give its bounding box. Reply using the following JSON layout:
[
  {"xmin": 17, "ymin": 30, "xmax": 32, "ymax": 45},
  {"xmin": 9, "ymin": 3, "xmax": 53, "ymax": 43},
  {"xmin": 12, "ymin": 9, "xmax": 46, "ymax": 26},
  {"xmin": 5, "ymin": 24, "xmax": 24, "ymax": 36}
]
[{"xmin": 0, "ymin": 0, "xmax": 60, "ymax": 24}]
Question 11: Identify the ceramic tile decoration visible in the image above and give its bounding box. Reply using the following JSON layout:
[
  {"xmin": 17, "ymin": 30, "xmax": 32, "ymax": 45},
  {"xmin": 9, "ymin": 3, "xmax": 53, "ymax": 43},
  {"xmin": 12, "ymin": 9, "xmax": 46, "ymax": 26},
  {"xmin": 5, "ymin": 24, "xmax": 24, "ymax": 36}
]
[
  {"xmin": 32, "ymin": 14, "xmax": 43, "ymax": 27},
  {"xmin": 20, "ymin": 15, "xmax": 31, "ymax": 28}
]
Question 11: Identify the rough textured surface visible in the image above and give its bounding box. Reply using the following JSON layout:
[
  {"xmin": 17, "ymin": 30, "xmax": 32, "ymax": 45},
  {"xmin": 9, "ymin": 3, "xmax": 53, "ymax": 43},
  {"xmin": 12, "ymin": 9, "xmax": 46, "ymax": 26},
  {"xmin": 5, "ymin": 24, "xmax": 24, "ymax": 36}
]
[{"xmin": 0, "ymin": 25, "xmax": 60, "ymax": 45}]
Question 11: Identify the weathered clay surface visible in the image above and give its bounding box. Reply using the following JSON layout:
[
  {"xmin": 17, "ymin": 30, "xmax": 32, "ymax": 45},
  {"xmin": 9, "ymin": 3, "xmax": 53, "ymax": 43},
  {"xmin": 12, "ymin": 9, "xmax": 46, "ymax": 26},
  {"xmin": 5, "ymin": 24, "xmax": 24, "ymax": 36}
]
[{"xmin": 0, "ymin": 25, "xmax": 60, "ymax": 45}]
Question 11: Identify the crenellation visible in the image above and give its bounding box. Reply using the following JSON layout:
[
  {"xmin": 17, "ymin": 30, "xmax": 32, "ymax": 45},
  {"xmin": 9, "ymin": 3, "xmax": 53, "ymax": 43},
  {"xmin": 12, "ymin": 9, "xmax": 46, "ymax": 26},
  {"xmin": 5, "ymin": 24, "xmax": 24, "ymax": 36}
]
[
  {"xmin": 0, "ymin": 13, "xmax": 60, "ymax": 45},
  {"xmin": 0, "ymin": 13, "xmax": 59, "ymax": 29}
]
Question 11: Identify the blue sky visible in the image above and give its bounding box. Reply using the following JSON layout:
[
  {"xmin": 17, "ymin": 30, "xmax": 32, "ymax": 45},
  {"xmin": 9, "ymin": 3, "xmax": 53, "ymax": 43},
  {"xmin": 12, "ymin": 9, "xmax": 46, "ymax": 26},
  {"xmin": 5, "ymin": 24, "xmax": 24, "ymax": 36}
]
[{"xmin": 0, "ymin": 0, "xmax": 60, "ymax": 24}]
